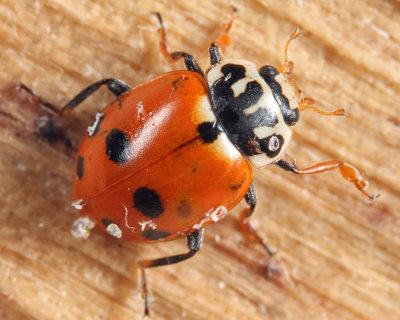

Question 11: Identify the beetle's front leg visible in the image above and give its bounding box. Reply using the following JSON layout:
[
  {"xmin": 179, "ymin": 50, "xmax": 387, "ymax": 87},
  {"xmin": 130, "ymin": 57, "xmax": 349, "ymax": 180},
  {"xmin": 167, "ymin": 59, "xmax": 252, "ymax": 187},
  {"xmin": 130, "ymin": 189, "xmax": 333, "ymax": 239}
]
[
  {"xmin": 276, "ymin": 156, "xmax": 378, "ymax": 200},
  {"xmin": 152, "ymin": 12, "xmax": 203, "ymax": 76}
]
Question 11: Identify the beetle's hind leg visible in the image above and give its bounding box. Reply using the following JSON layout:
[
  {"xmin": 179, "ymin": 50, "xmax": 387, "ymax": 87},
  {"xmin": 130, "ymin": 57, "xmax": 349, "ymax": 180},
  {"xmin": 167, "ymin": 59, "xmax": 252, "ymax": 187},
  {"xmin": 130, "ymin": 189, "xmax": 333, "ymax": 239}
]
[
  {"xmin": 240, "ymin": 183, "xmax": 275, "ymax": 256},
  {"xmin": 139, "ymin": 230, "xmax": 204, "ymax": 316}
]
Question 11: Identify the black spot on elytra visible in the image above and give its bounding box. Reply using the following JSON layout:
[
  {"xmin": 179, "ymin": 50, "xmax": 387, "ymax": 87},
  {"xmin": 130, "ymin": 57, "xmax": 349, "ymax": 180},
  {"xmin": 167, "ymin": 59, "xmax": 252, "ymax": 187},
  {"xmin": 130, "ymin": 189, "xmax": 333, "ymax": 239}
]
[
  {"xmin": 210, "ymin": 63, "xmax": 278, "ymax": 157},
  {"xmin": 101, "ymin": 218, "xmax": 114, "ymax": 227},
  {"xmin": 259, "ymin": 65, "xmax": 299, "ymax": 126},
  {"xmin": 133, "ymin": 187, "xmax": 164, "ymax": 218},
  {"xmin": 105, "ymin": 129, "xmax": 130, "ymax": 164},
  {"xmin": 76, "ymin": 156, "xmax": 84, "ymax": 180},
  {"xmin": 142, "ymin": 229, "xmax": 170, "ymax": 240},
  {"xmin": 197, "ymin": 121, "xmax": 222, "ymax": 143}
]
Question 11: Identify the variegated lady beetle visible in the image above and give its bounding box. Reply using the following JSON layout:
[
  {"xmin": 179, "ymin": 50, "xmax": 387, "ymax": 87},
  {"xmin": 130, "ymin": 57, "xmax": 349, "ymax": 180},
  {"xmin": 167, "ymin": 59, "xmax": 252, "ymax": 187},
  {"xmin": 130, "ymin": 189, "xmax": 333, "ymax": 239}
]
[{"xmin": 20, "ymin": 8, "xmax": 377, "ymax": 315}]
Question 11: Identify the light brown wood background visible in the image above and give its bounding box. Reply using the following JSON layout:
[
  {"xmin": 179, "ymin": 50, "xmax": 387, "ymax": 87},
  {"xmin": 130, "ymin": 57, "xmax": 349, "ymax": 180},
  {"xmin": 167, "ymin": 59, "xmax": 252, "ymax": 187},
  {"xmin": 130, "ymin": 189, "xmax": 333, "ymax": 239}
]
[{"xmin": 0, "ymin": 1, "xmax": 399, "ymax": 319}]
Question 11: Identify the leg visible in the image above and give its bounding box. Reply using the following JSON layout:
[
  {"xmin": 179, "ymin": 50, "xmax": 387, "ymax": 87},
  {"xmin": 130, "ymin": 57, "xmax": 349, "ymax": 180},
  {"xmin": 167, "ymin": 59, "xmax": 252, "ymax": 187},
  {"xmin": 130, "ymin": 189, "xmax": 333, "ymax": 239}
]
[
  {"xmin": 278, "ymin": 26, "xmax": 301, "ymax": 75},
  {"xmin": 139, "ymin": 230, "xmax": 203, "ymax": 316},
  {"xmin": 209, "ymin": 6, "xmax": 238, "ymax": 65},
  {"xmin": 18, "ymin": 78, "xmax": 131, "ymax": 115},
  {"xmin": 60, "ymin": 78, "xmax": 131, "ymax": 114},
  {"xmin": 152, "ymin": 13, "xmax": 203, "ymax": 76},
  {"xmin": 276, "ymin": 157, "xmax": 378, "ymax": 200},
  {"xmin": 240, "ymin": 183, "xmax": 275, "ymax": 256}
]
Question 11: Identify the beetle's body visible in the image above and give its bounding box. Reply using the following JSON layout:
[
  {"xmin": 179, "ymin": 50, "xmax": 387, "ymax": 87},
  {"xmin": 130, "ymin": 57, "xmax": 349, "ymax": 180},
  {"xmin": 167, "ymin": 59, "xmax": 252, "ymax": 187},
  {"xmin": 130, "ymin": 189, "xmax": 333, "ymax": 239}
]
[
  {"xmin": 73, "ymin": 55, "xmax": 304, "ymax": 242},
  {"xmin": 74, "ymin": 71, "xmax": 252, "ymax": 242},
  {"xmin": 20, "ymin": 9, "xmax": 376, "ymax": 315}
]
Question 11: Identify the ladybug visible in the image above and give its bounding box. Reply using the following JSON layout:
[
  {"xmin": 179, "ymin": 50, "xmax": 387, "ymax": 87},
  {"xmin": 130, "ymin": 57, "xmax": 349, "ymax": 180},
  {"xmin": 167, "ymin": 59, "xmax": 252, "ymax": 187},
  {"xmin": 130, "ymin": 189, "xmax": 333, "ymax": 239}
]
[{"xmin": 20, "ymin": 8, "xmax": 377, "ymax": 315}]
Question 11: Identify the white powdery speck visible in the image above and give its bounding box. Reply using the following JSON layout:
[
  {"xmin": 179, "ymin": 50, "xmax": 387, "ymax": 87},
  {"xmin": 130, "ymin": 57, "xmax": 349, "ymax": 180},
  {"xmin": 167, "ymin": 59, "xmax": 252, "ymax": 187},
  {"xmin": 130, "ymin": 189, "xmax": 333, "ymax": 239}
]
[
  {"xmin": 192, "ymin": 206, "xmax": 228, "ymax": 230},
  {"xmin": 138, "ymin": 220, "xmax": 157, "ymax": 231},
  {"xmin": 137, "ymin": 101, "xmax": 144, "ymax": 119},
  {"xmin": 71, "ymin": 199, "xmax": 86, "ymax": 210},
  {"xmin": 87, "ymin": 112, "xmax": 104, "ymax": 136},
  {"xmin": 106, "ymin": 224, "xmax": 123, "ymax": 238},
  {"xmin": 71, "ymin": 216, "xmax": 95, "ymax": 239},
  {"xmin": 123, "ymin": 205, "xmax": 135, "ymax": 231}
]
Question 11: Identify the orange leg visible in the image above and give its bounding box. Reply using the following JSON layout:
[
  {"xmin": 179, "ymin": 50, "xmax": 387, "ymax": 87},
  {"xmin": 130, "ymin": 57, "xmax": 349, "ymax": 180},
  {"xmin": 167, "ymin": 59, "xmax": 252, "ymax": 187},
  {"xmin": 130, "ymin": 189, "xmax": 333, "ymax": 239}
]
[
  {"xmin": 277, "ymin": 157, "xmax": 378, "ymax": 200},
  {"xmin": 240, "ymin": 183, "xmax": 275, "ymax": 256},
  {"xmin": 278, "ymin": 26, "xmax": 301, "ymax": 75},
  {"xmin": 152, "ymin": 12, "xmax": 203, "ymax": 75},
  {"xmin": 209, "ymin": 6, "xmax": 238, "ymax": 65},
  {"xmin": 152, "ymin": 12, "xmax": 176, "ymax": 62},
  {"xmin": 215, "ymin": 6, "xmax": 238, "ymax": 54}
]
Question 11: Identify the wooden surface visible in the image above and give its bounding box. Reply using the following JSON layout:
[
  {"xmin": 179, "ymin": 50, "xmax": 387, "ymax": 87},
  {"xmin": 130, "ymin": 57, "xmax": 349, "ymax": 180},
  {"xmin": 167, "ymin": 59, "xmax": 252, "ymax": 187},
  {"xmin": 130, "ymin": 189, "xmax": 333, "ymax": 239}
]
[{"xmin": 1, "ymin": 1, "xmax": 399, "ymax": 319}]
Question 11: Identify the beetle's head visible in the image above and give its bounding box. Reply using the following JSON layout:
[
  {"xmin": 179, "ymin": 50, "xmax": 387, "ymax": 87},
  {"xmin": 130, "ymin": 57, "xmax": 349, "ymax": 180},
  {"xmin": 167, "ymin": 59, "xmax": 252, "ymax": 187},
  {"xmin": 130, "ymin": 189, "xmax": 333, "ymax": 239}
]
[{"xmin": 206, "ymin": 59, "xmax": 300, "ymax": 168}]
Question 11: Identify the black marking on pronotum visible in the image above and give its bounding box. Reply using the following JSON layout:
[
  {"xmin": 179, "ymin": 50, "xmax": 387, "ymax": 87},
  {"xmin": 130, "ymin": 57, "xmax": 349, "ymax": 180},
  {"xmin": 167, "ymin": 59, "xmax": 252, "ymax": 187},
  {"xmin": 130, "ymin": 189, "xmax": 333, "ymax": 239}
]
[
  {"xmin": 221, "ymin": 63, "xmax": 246, "ymax": 84},
  {"xmin": 243, "ymin": 134, "xmax": 283, "ymax": 157},
  {"xmin": 258, "ymin": 65, "xmax": 299, "ymax": 126},
  {"xmin": 258, "ymin": 134, "xmax": 284, "ymax": 158},
  {"xmin": 76, "ymin": 156, "xmax": 84, "ymax": 180},
  {"xmin": 142, "ymin": 229, "xmax": 171, "ymax": 240},
  {"xmin": 133, "ymin": 187, "xmax": 165, "ymax": 218},
  {"xmin": 101, "ymin": 218, "xmax": 114, "ymax": 227},
  {"xmin": 210, "ymin": 63, "xmax": 278, "ymax": 157},
  {"xmin": 197, "ymin": 121, "xmax": 223, "ymax": 143},
  {"xmin": 105, "ymin": 129, "xmax": 130, "ymax": 164},
  {"xmin": 244, "ymin": 139, "xmax": 263, "ymax": 156}
]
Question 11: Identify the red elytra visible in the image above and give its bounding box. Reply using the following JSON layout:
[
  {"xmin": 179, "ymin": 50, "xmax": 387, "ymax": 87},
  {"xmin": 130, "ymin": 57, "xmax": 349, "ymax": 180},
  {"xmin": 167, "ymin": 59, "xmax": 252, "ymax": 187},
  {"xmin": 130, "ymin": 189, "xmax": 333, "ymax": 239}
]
[{"xmin": 73, "ymin": 71, "xmax": 252, "ymax": 242}]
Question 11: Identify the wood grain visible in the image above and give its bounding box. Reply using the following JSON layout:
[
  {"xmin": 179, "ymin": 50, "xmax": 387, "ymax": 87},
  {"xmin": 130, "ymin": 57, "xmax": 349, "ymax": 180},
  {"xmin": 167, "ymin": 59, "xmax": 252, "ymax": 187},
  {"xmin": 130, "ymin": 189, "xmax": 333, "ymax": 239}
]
[{"xmin": 0, "ymin": 1, "xmax": 399, "ymax": 319}]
